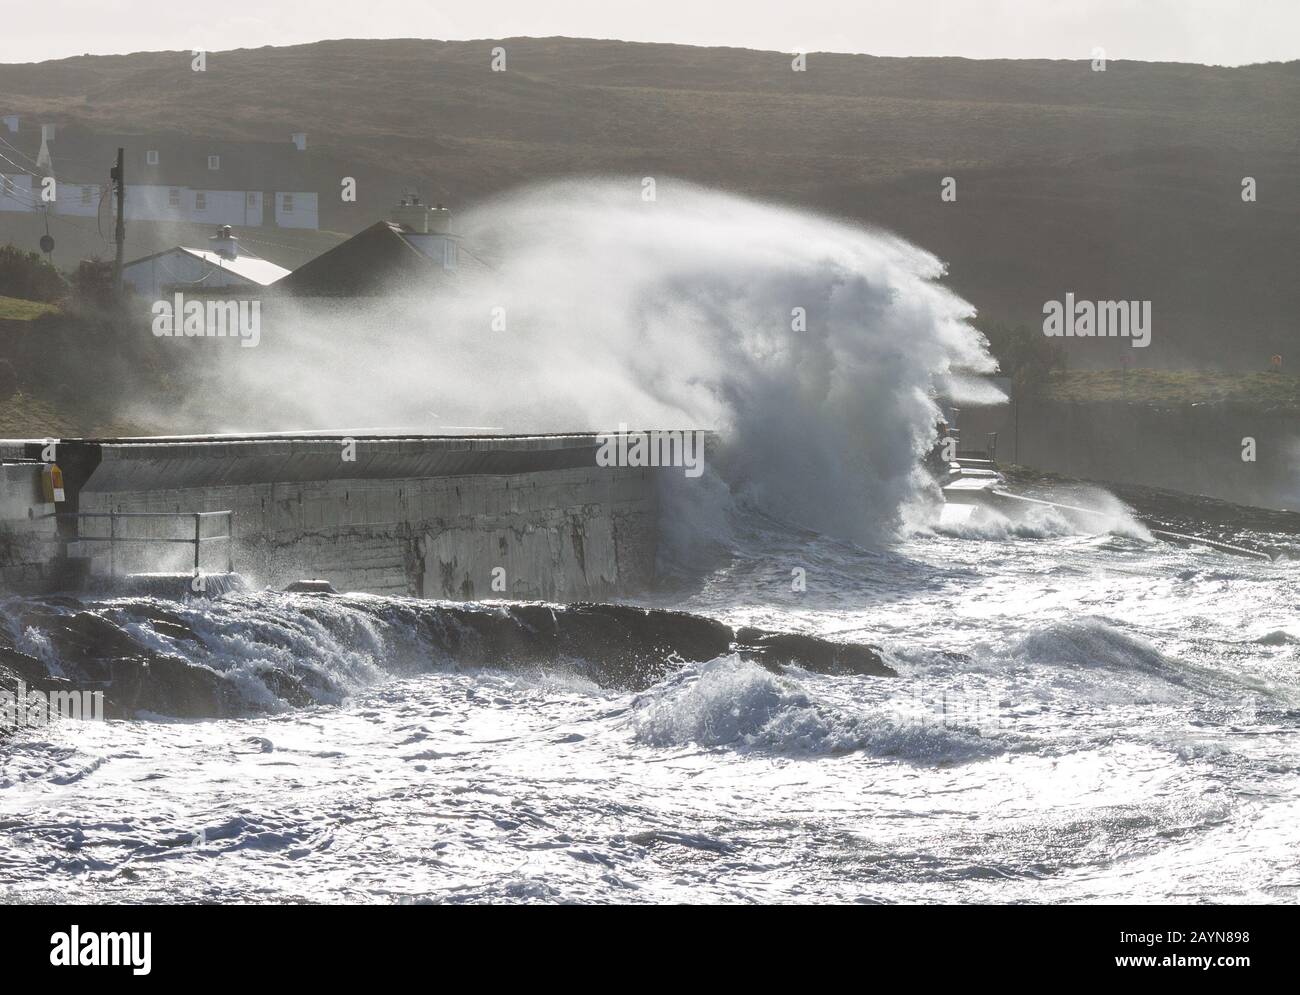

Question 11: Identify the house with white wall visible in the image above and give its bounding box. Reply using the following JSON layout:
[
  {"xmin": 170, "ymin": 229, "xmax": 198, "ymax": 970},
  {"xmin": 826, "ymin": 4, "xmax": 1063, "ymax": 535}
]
[
  {"xmin": 0, "ymin": 119, "xmax": 320, "ymax": 230},
  {"xmin": 122, "ymin": 227, "xmax": 290, "ymax": 298}
]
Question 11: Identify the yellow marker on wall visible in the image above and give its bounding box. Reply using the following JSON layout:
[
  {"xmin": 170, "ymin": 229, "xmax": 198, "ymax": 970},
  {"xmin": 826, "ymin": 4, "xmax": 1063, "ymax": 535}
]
[{"xmin": 41, "ymin": 464, "xmax": 66, "ymax": 503}]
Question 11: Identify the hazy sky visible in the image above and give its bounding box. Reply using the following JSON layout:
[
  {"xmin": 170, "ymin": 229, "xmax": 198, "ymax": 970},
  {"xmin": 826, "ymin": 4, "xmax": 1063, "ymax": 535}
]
[{"xmin": 5, "ymin": 0, "xmax": 1297, "ymax": 66}]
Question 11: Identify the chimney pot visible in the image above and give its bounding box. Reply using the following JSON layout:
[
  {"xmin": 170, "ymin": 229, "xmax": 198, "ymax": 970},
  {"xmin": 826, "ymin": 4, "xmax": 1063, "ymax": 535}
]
[{"xmin": 210, "ymin": 226, "xmax": 238, "ymax": 259}]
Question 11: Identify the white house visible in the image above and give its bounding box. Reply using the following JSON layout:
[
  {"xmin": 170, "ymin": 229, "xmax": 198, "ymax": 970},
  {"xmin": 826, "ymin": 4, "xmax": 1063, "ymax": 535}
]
[
  {"xmin": 0, "ymin": 119, "xmax": 320, "ymax": 230},
  {"xmin": 122, "ymin": 228, "xmax": 290, "ymax": 299}
]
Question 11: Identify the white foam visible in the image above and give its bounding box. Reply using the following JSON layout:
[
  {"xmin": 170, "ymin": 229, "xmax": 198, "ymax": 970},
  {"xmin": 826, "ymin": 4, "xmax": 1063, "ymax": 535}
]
[
  {"xmin": 631, "ymin": 655, "xmax": 1001, "ymax": 761},
  {"xmin": 182, "ymin": 178, "xmax": 995, "ymax": 548}
]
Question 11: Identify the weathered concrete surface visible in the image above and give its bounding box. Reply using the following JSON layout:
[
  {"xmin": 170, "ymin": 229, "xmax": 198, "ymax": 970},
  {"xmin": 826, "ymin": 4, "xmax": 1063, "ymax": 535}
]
[
  {"xmin": 39, "ymin": 434, "xmax": 659, "ymax": 599},
  {"xmin": 0, "ymin": 461, "xmax": 59, "ymax": 592},
  {"xmin": 957, "ymin": 399, "xmax": 1300, "ymax": 511}
]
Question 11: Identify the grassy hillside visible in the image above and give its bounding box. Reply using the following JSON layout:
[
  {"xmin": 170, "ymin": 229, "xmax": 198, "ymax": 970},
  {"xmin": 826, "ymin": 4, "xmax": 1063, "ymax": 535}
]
[
  {"xmin": 1045, "ymin": 370, "xmax": 1300, "ymax": 410},
  {"xmin": 0, "ymin": 391, "xmax": 79, "ymax": 437},
  {"xmin": 0, "ymin": 295, "xmax": 59, "ymax": 321},
  {"xmin": 0, "ymin": 38, "xmax": 1297, "ymax": 368}
]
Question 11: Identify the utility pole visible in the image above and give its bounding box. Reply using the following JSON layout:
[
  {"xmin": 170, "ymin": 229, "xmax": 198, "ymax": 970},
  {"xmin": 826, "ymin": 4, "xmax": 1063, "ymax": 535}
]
[{"xmin": 110, "ymin": 147, "xmax": 125, "ymax": 296}]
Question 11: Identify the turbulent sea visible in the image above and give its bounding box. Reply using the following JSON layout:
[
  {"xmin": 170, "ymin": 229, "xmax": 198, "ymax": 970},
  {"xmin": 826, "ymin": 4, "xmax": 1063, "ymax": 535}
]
[
  {"xmin": 2, "ymin": 486, "xmax": 1298, "ymax": 905},
  {"xmin": 3, "ymin": 181, "xmax": 1297, "ymax": 904}
]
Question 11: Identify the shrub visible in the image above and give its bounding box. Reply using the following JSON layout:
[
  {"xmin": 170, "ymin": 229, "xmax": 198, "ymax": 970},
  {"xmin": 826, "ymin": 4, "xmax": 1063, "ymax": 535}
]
[
  {"xmin": 70, "ymin": 258, "xmax": 115, "ymax": 311},
  {"xmin": 978, "ymin": 321, "xmax": 1065, "ymax": 394},
  {"xmin": 0, "ymin": 244, "xmax": 67, "ymax": 303}
]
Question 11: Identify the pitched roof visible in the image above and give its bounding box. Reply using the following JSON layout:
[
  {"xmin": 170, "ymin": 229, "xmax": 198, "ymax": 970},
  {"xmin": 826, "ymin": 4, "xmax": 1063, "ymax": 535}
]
[
  {"xmin": 176, "ymin": 248, "xmax": 290, "ymax": 285},
  {"xmin": 123, "ymin": 246, "xmax": 291, "ymax": 286},
  {"xmin": 273, "ymin": 220, "xmax": 454, "ymax": 297}
]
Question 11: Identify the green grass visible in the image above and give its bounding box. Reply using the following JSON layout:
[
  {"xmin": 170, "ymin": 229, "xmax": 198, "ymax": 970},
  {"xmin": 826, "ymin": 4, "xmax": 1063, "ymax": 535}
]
[
  {"xmin": 0, "ymin": 390, "xmax": 164, "ymax": 439},
  {"xmin": 1045, "ymin": 370, "xmax": 1300, "ymax": 410},
  {"xmin": 0, "ymin": 295, "xmax": 59, "ymax": 321},
  {"xmin": 0, "ymin": 392, "xmax": 78, "ymax": 437}
]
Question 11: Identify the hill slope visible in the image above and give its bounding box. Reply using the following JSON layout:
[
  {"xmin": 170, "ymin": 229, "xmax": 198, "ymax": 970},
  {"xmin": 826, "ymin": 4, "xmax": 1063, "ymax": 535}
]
[{"xmin": 1, "ymin": 38, "xmax": 1297, "ymax": 367}]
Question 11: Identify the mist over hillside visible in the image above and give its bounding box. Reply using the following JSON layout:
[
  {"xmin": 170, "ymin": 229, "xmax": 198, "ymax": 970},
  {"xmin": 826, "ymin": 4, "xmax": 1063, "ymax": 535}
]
[{"xmin": 1, "ymin": 37, "xmax": 1297, "ymax": 367}]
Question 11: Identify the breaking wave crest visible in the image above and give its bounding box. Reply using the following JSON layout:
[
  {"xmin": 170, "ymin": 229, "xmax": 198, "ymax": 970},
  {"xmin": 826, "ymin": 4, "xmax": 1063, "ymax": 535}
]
[
  {"xmin": 631, "ymin": 656, "xmax": 1003, "ymax": 761},
  {"xmin": 1013, "ymin": 617, "xmax": 1174, "ymax": 676},
  {"xmin": 191, "ymin": 178, "xmax": 997, "ymax": 547},
  {"xmin": 0, "ymin": 591, "xmax": 892, "ymax": 721}
]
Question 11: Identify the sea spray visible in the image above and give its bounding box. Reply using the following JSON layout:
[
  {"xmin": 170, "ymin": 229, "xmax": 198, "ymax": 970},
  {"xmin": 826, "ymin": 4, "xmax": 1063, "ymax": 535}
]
[{"xmin": 174, "ymin": 178, "xmax": 998, "ymax": 545}]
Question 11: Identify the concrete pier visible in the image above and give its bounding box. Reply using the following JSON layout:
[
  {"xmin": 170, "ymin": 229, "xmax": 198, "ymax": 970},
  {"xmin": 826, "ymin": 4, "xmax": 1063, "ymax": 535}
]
[{"xmin": 0, "ymin": 433, "xmax": 660, "ymax": 599}]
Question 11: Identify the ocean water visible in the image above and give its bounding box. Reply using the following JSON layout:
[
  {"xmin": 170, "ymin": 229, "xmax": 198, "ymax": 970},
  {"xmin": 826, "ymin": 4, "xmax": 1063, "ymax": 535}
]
[
  {"xmin": 2, "ymin": 493, "xmax": 1297, "ymax": 905},
  {"xmin": 3, "ymin": 182, "xmax": 1296, "ymax": 904}
]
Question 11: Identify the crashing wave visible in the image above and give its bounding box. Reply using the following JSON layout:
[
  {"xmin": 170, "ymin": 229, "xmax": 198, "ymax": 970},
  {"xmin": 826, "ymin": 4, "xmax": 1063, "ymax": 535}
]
[{"xmin": 0, "ymin": 592, "xmax": 893, "ymax": 721}]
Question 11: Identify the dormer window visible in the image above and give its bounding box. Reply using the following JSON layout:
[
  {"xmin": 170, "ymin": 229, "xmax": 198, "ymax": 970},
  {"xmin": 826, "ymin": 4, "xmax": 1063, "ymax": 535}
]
[
  {"xmin": 207, "ymin": 155, "xmax": 220, "ymax": 171},
  {"xmin": 146, "ymin": 150, "xmax": 159, "ymax": 165}
]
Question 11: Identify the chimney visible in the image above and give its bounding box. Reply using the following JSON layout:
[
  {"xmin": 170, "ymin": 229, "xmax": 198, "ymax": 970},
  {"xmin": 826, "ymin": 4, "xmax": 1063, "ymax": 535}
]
[
  {"xmin": 36, "ymin": 124, "xmax": 53, "ymax": 171},
  {"xmin": 291, "ymin": 132, "xmax": 307, "ymax": 151},
  {"xmin": 428, "ymin": 203, "xmax": 451, "ymax": 234},
  {"xmin": 1, "ymin": 115, "xmax": 17, "ymax": 134},
  {"xmin": 390, "ymin": 198, "xmax": 429, "ymax": 233},
  {"xmin": 209, "ymin": 225, "xmax": 239, "ymax": 260}
]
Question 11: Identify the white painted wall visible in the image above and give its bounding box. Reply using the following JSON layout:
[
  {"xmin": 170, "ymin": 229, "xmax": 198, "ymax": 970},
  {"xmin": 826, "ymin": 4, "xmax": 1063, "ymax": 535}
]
[
  {"xmin": 0, "ymin": 173, "xmax": 35, "ymax": 212},
  {"xmin": 403, "ymin": 233, "xmax": 458, "ymax": 270},
  {"xmin": 0, "ymin": 175, "xmax": 311, "ymax": 229},
  {"xmin": 186, "ymin": 188, "xmax": 259, "ymax": 227},
  {"xmin": 274, "ymin": 191, "xmax": 318, "ymax": 229},
  {"xmin": 122, "ymin": 248, "xmax": 262, "ymax": 299}
]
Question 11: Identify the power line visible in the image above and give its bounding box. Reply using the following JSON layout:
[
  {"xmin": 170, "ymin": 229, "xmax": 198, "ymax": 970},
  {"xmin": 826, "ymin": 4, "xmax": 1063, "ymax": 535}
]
[
  {"xmin": 0, "ymin": 133, "xmax": 121, "ymax": 169},
  {"xmin": 0, "ymin": 133, "xmax": 44, "ymax": 171},
  {"xmin": 0, "ymin": 149, "xmax": 34, "ymax": 174}
]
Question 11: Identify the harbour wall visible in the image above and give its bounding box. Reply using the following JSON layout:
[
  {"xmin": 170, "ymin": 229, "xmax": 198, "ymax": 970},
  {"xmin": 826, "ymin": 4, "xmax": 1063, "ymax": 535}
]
[
  {"xmin": 957, "ymin": 398, "xmax": 1299, "ymax": 510},
  {"xmin": 0, "ymin": 434, "xmax": 660, "ymax": 599}
]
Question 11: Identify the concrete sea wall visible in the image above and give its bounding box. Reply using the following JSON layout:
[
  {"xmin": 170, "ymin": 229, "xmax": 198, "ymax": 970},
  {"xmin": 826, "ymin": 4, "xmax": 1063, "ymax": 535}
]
[
  {"xmin": 957, "ymin": 398, "xmax": 1300, "ymax": 510},
  {"xmin": 0, "ymin": 461, "xmax": 59, "ymax": 591},
  {"xmin": 1, "ymin": 434, "xmax": 660, "ymax": 599}
]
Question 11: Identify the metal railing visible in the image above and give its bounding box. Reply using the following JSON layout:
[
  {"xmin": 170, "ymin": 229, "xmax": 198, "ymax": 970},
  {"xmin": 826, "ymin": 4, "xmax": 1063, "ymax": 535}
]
[{"xmin": 37, "ymin": 510, "xmax": 235, "ymax": 576}]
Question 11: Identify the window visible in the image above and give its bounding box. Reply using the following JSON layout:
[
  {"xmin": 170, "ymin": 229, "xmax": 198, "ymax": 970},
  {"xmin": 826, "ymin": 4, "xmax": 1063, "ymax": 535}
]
[
  {"xmin": 207, "ymin": 155, "xmax": 220, "ymax": 171},
  {"xmin": 168, "ymin": 188, "xmax": 181, "ymax": 208},
  {"xmin": 1, "ymin": 175, "xmax": 13, "ymax": 196},
  {"xmin": 247, "ymin": 192, "xmax": 258, "ymax": 207},
  {"xmin": 195, "ymin": 192, "xmax": 207, "ymax": 211},
  {"xmin": 281, "ymin": 193, "xmax": 294, "ymax": 213},
  {"xmin": 81, "ymin": 185, "xmax": 93, "ymax": 206},
  {"xmin": 146, "ymin": 150, "xmax": 159, "ymax": 165}
]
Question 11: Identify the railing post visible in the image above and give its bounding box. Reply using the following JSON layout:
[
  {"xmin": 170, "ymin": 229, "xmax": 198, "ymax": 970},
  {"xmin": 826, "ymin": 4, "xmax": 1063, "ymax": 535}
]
[
  {"xmin": 193, "ymin": 513, "xmax": 202, "ymax": 575},
  {"xmin": 226, "ymin": 511, "xmax": 234, "ymax": 574}
]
